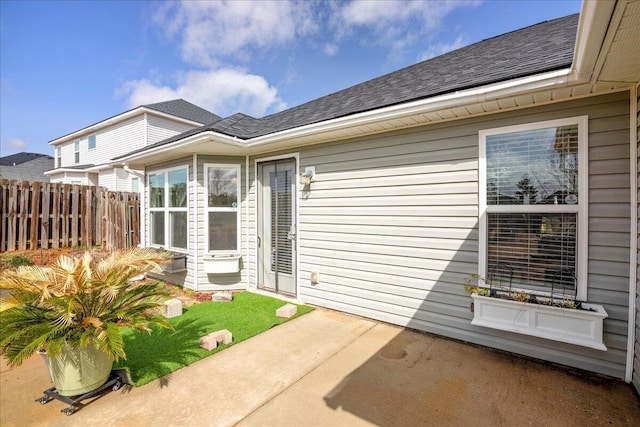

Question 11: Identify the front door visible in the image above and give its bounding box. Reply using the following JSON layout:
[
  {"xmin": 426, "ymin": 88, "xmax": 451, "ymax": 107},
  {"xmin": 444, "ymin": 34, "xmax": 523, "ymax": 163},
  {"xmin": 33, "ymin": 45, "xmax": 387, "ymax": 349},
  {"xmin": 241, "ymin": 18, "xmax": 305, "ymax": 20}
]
[{"xmin": 258, "ymin": 159, "xmax": 297, "ymax": 296}]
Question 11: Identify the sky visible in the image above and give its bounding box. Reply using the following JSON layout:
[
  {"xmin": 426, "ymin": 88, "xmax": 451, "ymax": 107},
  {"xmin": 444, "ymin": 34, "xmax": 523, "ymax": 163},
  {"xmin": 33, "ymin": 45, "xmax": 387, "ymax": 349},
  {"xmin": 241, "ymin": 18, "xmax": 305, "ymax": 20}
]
[{"xmin": 0, "ymin": 0, "xmax": 582, "ymax": 158}]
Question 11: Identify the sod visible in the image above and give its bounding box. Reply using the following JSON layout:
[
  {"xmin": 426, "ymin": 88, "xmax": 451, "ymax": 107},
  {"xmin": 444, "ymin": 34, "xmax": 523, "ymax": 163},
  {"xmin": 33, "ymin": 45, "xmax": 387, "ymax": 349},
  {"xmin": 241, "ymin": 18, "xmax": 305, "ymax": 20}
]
[{"xmin": 114, "ymin": 291, "xmax": 314, "ymax": 386}]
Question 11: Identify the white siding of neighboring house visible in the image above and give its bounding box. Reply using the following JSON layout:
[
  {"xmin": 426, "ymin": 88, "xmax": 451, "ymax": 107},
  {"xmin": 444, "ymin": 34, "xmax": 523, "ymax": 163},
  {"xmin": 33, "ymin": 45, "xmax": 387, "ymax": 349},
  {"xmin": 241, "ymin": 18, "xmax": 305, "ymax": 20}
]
[
  {"xmin": 98, "ymin": 169, "xmax": 115, "ymax": 190},
  {"xmin": 114, "ymin": 167, "xmax": 132, "ymax": 192},
  {"xmin": 147, "ymin": 114, "xmax": 199, "ymax": 145},
  {"xmin": 266, "ymin": 91, "xmax": 631, "ymax": 380},
  {"xmin": 83, "ymin": 115, "xmax": 146, "ymax": 166}
]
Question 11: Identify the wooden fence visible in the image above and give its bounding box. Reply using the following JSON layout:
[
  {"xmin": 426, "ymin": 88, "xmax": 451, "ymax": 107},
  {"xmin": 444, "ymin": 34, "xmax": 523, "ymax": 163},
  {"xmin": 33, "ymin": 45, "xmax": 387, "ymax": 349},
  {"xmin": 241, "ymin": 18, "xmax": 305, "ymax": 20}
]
[{"xmin": 0, "ymin": 180, "xmax": 140, "ymax": 252}]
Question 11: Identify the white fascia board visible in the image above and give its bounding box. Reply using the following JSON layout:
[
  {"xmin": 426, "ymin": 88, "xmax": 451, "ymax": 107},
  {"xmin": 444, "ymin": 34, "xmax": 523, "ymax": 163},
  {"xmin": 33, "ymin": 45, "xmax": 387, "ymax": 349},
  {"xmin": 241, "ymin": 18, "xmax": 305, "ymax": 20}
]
[
  {"xmin": 572, "ymin": 0, "xmax": 617, "ymax": 83},
  {"xmin": 116, "ymin": 68, "xmax": 574, "ymax": 162},
  {"xmin": 48, "ymin": 107, "xmax": 204, "ymax": 146},
  {"xmin": 117, "ymin": 131, "xmax": 247, "ymax": 163}
]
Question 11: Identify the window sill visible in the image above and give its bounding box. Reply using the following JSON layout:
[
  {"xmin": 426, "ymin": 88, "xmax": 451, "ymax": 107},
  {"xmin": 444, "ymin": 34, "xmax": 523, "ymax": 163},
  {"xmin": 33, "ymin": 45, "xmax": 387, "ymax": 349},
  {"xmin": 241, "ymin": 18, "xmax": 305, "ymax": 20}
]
[
  {"xmin": 203, "ymin": 254, "xmax": 241, "ymax": 274},
  {"xmin": 470, "ymin": 294, "xmax": 607, "ymax": 350}
]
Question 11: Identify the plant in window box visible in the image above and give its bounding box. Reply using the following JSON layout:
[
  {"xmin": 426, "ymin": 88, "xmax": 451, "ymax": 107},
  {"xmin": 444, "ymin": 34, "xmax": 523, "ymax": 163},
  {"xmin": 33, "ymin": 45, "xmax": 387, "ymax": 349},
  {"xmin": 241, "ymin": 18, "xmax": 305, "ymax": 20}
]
[{"xmin": 464, "ymin": 266, "xmax": 608, "ymax": 351}]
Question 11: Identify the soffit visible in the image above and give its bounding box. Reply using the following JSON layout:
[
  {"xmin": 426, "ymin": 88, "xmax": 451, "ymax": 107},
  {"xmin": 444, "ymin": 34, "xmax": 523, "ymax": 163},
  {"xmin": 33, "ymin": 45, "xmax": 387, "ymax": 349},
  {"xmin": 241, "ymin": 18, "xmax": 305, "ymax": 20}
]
[{"xmin": 594, "ymin": 0, "xmax": 640, "ymax": 84}]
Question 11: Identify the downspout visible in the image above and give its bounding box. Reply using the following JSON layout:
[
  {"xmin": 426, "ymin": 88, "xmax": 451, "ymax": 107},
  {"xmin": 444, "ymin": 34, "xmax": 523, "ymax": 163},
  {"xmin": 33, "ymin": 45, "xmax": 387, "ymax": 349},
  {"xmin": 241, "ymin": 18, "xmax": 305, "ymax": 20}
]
[
  {"xmin": 627, "ymin": 83, "xmax": 638, "ymax": 383},
  {"xmin": 123, "ymin": 164, "xmax": 145, "ymax": 248},
  {"xmin": 246, "ymin": 155, "xmax": 250, "ymax": 290},
  {"xmin": 193, "ymin": 154, "xmax": 198, "ymax": 291}
]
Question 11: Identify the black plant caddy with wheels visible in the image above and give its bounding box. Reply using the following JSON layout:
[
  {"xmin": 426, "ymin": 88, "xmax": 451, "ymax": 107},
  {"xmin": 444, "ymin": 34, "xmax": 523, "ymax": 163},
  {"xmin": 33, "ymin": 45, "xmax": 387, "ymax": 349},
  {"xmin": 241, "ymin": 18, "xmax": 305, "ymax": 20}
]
[{"xmin": 35, "ymin": 369, "xmax": 130, "ymax": 416}]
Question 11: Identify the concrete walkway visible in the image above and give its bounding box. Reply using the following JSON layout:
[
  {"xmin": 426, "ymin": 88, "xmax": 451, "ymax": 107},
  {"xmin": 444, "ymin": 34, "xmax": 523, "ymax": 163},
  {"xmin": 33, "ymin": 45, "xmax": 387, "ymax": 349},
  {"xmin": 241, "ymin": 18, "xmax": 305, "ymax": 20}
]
[{"xmin": 1, "ymin": 308, "xmax": 639, "ymax": 426}]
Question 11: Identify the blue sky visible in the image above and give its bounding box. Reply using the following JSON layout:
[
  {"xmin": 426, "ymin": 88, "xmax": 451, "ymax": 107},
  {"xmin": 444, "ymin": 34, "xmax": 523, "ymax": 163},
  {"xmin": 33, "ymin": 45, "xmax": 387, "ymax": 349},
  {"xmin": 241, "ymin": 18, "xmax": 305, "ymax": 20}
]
[{"xmin": 0, "ymin": 0, "xmax": 582, "ymax": 157}]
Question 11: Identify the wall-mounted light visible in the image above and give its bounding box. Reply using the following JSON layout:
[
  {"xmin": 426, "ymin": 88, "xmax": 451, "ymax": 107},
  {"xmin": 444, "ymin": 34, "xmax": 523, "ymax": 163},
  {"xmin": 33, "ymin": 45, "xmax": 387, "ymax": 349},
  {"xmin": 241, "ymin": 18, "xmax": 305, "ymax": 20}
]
[{"xmin": 301, "ymin": 166, "xmax": 316, "ymax": 185}]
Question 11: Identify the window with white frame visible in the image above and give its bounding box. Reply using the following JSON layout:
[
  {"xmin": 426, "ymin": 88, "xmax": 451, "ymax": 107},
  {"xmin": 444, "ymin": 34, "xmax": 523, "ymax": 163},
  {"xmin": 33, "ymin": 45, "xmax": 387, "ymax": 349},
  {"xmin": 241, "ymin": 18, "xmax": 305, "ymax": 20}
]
[
  {"xmin": 479, "ymin": 116, "xmax": 588, "ymax": 300},
  {"xmin": 74, "ymin": 140, "xmax": 80, "ymax": 164},
  {"xmin": 148, "ymin": 166, "xmax": 188, "ymax": 251},
  {"xmin": 205, "ymin": 164, "xmax": 240, "ymax": 253},
  {"xmin": 88, "ymin": 134, "xmax": 96, "ymax": 150},
  {"xmin": 56, "ymin": 147, "xmax": 61, "ymax": 168}
]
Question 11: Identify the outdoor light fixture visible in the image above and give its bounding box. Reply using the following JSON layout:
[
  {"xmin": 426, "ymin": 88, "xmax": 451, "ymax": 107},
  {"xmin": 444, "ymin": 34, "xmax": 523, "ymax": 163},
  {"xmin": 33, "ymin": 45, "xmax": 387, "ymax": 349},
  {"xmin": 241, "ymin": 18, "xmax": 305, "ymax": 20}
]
[{"xmin": 301, "ymin": 166, "xmax": 316, "ymax": 185}]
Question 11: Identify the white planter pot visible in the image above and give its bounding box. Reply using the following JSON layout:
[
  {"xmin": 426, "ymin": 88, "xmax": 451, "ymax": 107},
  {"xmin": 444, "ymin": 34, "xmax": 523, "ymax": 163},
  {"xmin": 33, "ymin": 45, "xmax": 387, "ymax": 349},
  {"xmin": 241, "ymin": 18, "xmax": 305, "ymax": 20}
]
[
  {"xmin": 163, "ymin": 254, "xmax": 186, "ymax": 273},
  {"xmin": 471, "ymin": 294, "xmax": 608, "ymax": 350},
  {"xmin": 203, "ymin": 255, "xmax": 241, "ymax": 274}
]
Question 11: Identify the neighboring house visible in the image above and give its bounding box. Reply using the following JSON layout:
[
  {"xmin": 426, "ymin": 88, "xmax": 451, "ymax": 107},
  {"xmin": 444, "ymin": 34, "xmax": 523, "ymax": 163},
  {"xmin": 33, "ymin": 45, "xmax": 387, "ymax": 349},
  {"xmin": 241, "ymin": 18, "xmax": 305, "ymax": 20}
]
[
  {"xmin": 117, "ymin": 1, "xmax": 640, "ymax": 391},
  {"xmin": 45, "ymin": 99, "xmax": 220, "ymax": 191},
  {"xmin": 0, "ymin": 152, "xmax": 53, "ymax": 182}
]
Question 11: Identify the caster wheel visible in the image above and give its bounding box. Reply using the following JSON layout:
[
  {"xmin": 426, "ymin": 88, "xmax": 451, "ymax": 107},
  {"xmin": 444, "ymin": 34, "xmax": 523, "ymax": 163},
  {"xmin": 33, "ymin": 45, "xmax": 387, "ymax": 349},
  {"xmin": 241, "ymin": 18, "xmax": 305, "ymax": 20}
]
[
  {"xmin": 36, "ymin": 396, "xmax": 49, "ymax": 405},
  {"xmin": 62, "ymin": 406, "xmax": 76, "ymax": 416},
  {"xmin": 112, "ymin": 382, "xmax": 122, "ymax": 391}
]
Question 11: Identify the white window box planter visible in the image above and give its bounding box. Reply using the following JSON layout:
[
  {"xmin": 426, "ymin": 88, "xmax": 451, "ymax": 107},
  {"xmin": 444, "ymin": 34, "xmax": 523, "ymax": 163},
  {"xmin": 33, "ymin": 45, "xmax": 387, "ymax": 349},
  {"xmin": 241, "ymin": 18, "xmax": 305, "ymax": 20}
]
[
  {"xmin": 470, "ymin": 294, "xmax": 608, "ymax": 351},
  {"xmin": 203, "ymin": 255, "xmax": 241, "ymax": 274}
]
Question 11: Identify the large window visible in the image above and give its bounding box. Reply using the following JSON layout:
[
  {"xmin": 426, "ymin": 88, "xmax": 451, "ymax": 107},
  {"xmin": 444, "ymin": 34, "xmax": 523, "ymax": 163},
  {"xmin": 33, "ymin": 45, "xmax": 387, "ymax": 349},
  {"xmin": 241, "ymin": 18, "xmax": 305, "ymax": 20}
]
[
  {"xmin": 56, "ymin": 147, "xmax": 61, "ymax": 168},
  {"xmin": 205, "ymin": 164, "xmax": 240, "ymax": 253},
  {"xmin": 479, "ymin": 116, "xmax": 588, "ymax": 300},
  {"xmin": 148, "ymin": 166, "xmax": 188, "ymax": 251},
  {"xmin": 88, "ymin": 134, "xmax": 96, "ymax": 150}
]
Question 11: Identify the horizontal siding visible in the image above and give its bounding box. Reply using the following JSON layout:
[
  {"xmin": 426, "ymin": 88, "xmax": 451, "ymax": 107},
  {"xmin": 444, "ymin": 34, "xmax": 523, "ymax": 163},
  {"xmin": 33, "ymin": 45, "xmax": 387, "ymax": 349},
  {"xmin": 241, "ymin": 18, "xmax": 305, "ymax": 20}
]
[
  {"xmin": 85, "ymin": 115, "xmax": 146, "ymax": 165},
  {"xmin": 296, "ymin": 91, "xmax": 631, "ymax": 379},
  {"xmin": 634, "ymin": 90, "xmax": 640, "ymax": 393},
  {"xmin": 147, "ymin": 115, "xmax": 197, "ymax": 145}
]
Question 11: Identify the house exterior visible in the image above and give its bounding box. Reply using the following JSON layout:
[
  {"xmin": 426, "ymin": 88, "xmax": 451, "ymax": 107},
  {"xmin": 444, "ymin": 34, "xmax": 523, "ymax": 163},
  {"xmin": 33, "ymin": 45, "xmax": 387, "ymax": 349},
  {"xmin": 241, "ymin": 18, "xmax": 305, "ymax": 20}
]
[
  {"xmin": 45, "ymin": 99, "xmax": 219, "ymax": 191},
  {"xmin": 117, "ymin": 1, "xmax": 640, "ymax": 390},
  {"xmin": 0, "ymin": 152, "xmax": 53, "ymax": 182}
]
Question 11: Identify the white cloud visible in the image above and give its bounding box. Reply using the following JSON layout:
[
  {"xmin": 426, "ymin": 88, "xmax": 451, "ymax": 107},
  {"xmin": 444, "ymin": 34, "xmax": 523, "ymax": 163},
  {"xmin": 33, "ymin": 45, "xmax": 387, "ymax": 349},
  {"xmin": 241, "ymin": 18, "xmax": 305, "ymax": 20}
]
[
  {"xmin": 418, "ymin": 36, "xmax": 467, "ymax": 61},
  {"xmin": 120, "ymin": 68, "xmax": 286, "ymax": 118},
  {"xmin": 154, "ymin": 0, "xmax": 318, "ymax": 67},
  {"xmin": 323, "ymin": 43, "xmax": 339, "ymax": 56},
  {"xmin": 8, "ymin": 138, "xmax": 27, "ymax": 149},
  {"xmin": 333, "ymin": 0, "xmax": 481, "ymax": 50}
]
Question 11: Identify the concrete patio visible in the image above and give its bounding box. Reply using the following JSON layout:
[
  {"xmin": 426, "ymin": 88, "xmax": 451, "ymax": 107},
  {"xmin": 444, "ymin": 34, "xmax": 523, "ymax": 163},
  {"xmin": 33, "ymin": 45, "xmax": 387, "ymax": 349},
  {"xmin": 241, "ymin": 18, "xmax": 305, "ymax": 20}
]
[{"xmin": 1, "ymin": 307, "xmax": 639, "ymax": 426}]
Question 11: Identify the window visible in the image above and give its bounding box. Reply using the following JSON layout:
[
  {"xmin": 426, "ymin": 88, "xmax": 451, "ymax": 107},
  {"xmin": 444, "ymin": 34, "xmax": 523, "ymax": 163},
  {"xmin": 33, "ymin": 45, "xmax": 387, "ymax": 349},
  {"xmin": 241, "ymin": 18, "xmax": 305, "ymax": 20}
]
[
  {"xmin": 479, "ymin": 116, "xmax": 588, "ymax": 300},
  {"xmin": 148, "ymin": 166, "xmax": 188, "ymax": 251},
  {"xmin": 74, "ymin": 140, "xmax": 80, "ymax": 164},
  {"xmin": 88, "ymin": 134, "xmax": 96, "ymax": 150},
  {"xmin": 205, "ymin": 164, "xmax": 240, "ymax": 253},
  {"xmin": 56, "ymin": 147, "xmax": 61, "ymax": 168},
  {"xmin": 131, "ymin": 177, "xmax": 139, "ymax": 193}
]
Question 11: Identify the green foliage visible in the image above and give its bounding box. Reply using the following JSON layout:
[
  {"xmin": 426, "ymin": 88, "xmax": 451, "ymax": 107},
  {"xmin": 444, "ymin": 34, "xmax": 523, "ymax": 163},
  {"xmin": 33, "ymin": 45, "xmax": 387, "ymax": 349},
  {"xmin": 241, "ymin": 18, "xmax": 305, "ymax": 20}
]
[
  {"xmin": 1, "ymin": 255, "xmax": 34, "ymax": 268},
  {"xmin": 0, "ymin": 248, "xmax": 173, "ymax": 366},
  {"xmin": 115, "ymin": 292, "xmax": 314, "ymax": 386},
  {"xmin": 463, "ymin": 273, "xmax": 491, "ymax": 296}
]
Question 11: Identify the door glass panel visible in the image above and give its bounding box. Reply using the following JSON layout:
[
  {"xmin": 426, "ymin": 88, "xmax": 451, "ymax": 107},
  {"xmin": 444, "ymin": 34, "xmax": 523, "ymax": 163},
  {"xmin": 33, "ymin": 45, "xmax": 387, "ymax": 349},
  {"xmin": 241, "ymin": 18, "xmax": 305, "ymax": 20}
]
[{"xmin": 270, "ymin": 169, "xmax": 292, "ymax": 275}]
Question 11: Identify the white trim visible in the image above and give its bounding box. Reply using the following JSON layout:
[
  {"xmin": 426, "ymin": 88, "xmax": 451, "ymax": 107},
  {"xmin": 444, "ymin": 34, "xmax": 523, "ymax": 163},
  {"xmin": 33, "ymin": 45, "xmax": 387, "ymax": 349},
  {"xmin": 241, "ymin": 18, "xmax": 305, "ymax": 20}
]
[
  {"xmin": 147, "ymin": 164, "xmax": 189, "ymax": 252},
  {"xmin": 626, "ymin": 84, "xmax": 638, "ymax": 383},
  {"xmin": 253, "ymin": 153, "xmax": 300, "ymax": 299},
  {"xmin": 246, "ymin": 155, "xmax": 250, "ymax": 290},
  {"xmin": 478, "ymin": 116, "xmax": 589, "ymax": 300},
  {"xmin": 203, "ymin": 163, "xmax": 242, "ymax": 254},
  {"xmin": 193, "ymin": 154, "xmax": 198, "ymax": 291}
]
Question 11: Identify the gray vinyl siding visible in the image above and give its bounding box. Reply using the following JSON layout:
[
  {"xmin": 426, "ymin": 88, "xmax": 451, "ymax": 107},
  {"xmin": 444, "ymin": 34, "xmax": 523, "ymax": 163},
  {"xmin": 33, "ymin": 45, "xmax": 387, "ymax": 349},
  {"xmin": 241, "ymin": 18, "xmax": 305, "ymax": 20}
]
[
  {"xmin": 295, "ymin": 91, "xmax": 631, "ymax": 379},
  {"xmin": 634, "ymin": 91, "xmax": 640, "ymax": 393},
  {"xmin": 193, "ymin": 155, "xmax": 248, "ymax": 291},
  {"xmin": 145, "ymin": 157, "xmax": 194, "ymax": 289}
]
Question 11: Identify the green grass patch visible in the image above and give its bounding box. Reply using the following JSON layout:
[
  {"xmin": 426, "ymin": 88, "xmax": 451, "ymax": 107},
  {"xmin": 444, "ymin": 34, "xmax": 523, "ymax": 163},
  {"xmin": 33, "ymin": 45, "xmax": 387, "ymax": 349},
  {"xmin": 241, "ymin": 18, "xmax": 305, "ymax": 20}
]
[{"xmin": 114, "ymin": 291, "xmax": 313, "ymax": 386}]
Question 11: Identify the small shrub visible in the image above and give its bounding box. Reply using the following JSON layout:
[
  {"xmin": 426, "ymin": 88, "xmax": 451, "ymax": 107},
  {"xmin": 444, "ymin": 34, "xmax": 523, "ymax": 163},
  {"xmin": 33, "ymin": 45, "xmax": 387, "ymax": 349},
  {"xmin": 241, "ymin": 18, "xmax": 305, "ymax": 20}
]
[{"xmin": 1, "ymin": 255, "xmax": 34, "ymax": 268}]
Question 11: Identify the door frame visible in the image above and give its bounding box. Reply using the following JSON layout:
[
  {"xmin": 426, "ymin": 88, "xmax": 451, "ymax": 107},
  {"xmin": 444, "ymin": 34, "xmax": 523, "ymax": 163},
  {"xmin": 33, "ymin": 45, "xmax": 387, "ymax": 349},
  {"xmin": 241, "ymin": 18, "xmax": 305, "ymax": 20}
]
[{"xmin": 254, "ymin": 153, "xmax": 300, "ymax": 301}]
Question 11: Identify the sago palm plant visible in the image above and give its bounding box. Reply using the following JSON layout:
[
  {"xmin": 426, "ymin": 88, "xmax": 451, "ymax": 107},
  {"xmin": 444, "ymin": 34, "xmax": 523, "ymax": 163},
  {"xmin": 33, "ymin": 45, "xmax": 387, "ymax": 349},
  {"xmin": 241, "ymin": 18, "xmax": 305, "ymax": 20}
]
[{"xmin": 0, "ymin": 248, "xmax": 173, "ymax": 367}]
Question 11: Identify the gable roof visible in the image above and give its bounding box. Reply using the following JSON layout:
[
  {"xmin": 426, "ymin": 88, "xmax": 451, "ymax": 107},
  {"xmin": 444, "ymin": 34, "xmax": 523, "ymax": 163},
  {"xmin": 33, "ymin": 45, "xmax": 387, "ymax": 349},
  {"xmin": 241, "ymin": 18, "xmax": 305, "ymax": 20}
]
[
  {"xmin": 125, "ymin": 13, "xmax": 578, "ymax": 157},
  {"xmin": 143, "ymin": 99, "xmax": 221, "ymax": 125},
  {"xmin": 49, "ymin": 99, "xmax": 219, "ymax": 145},
  {"xmin": 0, "ymin": 152, "xmax": 53, "ymax": 166}
]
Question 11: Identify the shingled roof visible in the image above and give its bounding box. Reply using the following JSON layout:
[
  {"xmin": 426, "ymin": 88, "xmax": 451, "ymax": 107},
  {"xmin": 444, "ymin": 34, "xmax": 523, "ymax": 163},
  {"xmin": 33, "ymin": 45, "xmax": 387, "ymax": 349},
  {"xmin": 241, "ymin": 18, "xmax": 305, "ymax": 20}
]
[
  {"xmin": 0, "ymin": 152, "xmax": 53, "ymax": 166},
  {"xmin": 124, "ymin": 13, "xmax": 579, "ymax": 156},
  {"xmin": 143, "ymin": 99, "xmax": 221, "ymax": 125}
]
